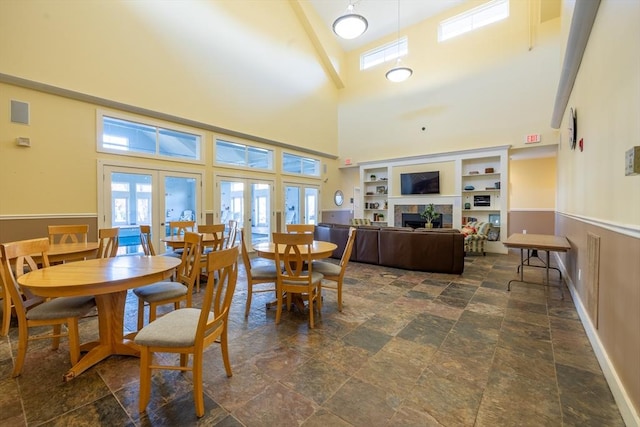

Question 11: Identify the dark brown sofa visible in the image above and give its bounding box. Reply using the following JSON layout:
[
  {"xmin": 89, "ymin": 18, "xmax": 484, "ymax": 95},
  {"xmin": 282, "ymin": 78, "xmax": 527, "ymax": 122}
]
[{"xmin": 315, "ymin": 223, "xmax": 464, "ymax": 274}]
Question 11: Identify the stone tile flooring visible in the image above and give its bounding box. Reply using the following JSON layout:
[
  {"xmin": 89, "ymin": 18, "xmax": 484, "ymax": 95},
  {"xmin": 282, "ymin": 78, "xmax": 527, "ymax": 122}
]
[{"xmin": 0, "ymin": 252, "xmax": 626, "ymax": 426}]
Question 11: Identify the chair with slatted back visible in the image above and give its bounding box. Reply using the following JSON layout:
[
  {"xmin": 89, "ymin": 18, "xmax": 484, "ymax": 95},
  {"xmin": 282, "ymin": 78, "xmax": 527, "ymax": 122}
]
[
  {"xmin": 0, "ymin": 252, "xmax": 12, "ymax": 336},
  {"xmin": 96, "ymin": 227, "xmax": 119, "ymax": 258},
  {"xmin": 286, "ymin": 224, "xmax": 315, "ymax": 234},
  {"xmin": 133, "ymin": 232, "xmax": 202, "ymax": 331},
  {"xmin": 312, "ymin": 227, "xmax": 356, "ymax": 312},
  {"xmin": 195, "ymin": 224, "xmax": 225, "ymax": 292},
  {"xmin": 240, "ymin": 228, "xmax": 278, "ymax": 317},
  {"xmin": 166, "ymin": 221, "xmax": 195, "ymax": 257},
  {"xmin": 48, "ymin": 224, "xmax": 89, "ymax": 244},
  {"xmin": 135, "ymin": 245, "xmax": 239, "ymax": 417},
  {"xmin": 139, "ymin": 225, "xmax": 156, "ymax": 256},
  {"xmin": 273, "ymin": 232, "xmax": 323, "ymax": 328},
  {"xmin": 0, "ymin": 238, "xmax": 96, "ymax": 377}
]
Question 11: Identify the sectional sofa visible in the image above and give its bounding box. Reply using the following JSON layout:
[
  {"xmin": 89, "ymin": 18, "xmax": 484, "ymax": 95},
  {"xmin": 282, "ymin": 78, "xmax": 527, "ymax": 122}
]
[{"xmin": 314, "ymin": 223, "xmax": 465, "ymax": 274}]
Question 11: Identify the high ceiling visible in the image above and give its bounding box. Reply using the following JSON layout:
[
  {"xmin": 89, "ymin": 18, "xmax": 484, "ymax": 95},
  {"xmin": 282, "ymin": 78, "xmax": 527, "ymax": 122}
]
[{"xmin": 307, "ymin": 0, "xmax": 468, "ymax": 51}]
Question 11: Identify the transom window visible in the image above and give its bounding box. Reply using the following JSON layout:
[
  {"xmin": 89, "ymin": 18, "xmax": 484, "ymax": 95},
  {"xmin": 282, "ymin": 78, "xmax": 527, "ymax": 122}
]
[
  {"xmin": 282, "ymin": 153, "xmax": 320, "ymax": 177},
  {"xmin": 360, "ymin": 37, "xmax": 408, "ymax": 70},
  {"xmin": 99, "ymin": 113, "xmax": 202, "ymax": 162},
  {"xmin": 438, "ymin": 0, "xmax": 509, "ymax": 42},
  {"xmin": 215, "ymin": 139, "xmax": 273, "ymax": 170}
]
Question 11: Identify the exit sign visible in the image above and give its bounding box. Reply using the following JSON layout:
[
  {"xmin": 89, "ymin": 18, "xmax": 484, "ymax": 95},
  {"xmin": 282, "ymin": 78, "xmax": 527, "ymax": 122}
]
[{"xmin": 525, "ymin": 134, "xmax": 541, "ymax": 144}]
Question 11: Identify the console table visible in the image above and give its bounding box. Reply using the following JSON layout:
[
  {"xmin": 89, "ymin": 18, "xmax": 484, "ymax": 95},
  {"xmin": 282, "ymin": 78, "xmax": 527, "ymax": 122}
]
[{"xmin": 503, "ymin": 233, "xmax": 571, "ymax": 298}]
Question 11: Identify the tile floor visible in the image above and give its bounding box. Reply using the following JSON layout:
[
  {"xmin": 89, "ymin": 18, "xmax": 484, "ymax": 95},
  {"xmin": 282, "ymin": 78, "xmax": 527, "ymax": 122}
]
[{"xmin": 0, "ymin": 252, "xmax": 626, "ymax": 426}]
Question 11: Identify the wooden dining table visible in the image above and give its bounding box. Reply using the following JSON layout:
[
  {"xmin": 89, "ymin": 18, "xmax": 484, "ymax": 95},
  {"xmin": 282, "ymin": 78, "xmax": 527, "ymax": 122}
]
[
  {"xmin": 161, "ymin": 233, "xmax": 222, "ymax": 250},
  {"xmin": 47, "ymin": 241, "xmax": 100, "ymax": 263},
  {"xmin": 252, "ymin": 240, "xmax": 337, "ymax": 260},
  {"xmin": 17, "ymin": 255, "xmax": 181, "ymax": 381}
]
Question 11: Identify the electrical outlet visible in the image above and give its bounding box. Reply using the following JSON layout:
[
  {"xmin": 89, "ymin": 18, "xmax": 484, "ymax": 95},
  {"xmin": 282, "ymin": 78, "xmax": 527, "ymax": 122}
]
[
  {"xmin": 522, "ymin": 229, "xmax": 527, "ymax": 234},
  {"xmin": 578, "ymin": 269, "xmax": 582, "ymax": 281}
]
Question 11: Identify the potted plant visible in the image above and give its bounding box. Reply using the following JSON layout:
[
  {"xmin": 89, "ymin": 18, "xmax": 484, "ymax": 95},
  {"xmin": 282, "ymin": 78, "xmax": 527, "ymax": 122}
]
[{"xmin": 420, "ymin": 203, "xmax": 437, "ymax": 228}]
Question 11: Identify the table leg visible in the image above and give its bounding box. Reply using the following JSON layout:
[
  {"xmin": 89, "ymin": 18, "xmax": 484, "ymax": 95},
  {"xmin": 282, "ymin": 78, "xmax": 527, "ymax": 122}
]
[
  {"xmin": 508, "ymin": 248, "xmax": 525, "ymax": 291},
  {"xmin": 63, "ymin": 290, "xmax": 139, "ymax": 381}
]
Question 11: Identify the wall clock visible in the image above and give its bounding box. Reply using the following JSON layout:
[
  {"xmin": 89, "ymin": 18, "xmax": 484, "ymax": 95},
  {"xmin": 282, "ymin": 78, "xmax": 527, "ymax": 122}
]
[{"xmin": 569, "ymin": 107, "xmax": 577, "ymax": 150}]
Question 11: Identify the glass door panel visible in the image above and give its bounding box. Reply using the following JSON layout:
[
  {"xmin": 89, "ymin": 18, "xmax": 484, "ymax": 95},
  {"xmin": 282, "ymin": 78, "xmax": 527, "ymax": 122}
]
[
  {"xmin": 217, "ymin": 177, "xmax": 272, "ymax": 247},
  {"xmin": 305, "ymin": 187, "xmax": 319, "ymax": 225},
  {"xmin": 284, "ymin": 185, "xmax": 300, "ymax": 225},
  {"xmin": 284, "ymin": 184, "xmax": 319, "ymax": 226},
  {"xmin": 161, "ymin": 174, "xmax": 198, "ymax": 238}
]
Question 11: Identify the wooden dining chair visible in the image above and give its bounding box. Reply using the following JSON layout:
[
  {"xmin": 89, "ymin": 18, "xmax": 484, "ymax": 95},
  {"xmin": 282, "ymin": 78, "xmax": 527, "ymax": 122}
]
[
  {"xmin": 167, "ymin": 220, "xmax": 195, "ymax": 257},
  {"xmin": 312, "ymin": 227, "xmax": 356, "ymax": 312},
  {"xmin": 273, "ymin": 232, "xmax": 323, "ymax": 328},
  {"xmin": 96, "ymin": 227, "xmax": 119, "ymax": 258},
  {"xmin": 240, "ymin": 228, "xmax": 278, "ymax": 317},
  {"xmin": 195, "ymin": 224, "xmax": 225, "ymax": 292},
  {"xmin": 48, "ymin": 224, "xmax": 89, "ymax": 244},
  {"xmin": 139, "ymin": 225, "xmax": 156, "ymax": 256},
  {"xmin": 133, "ymin": 232, "xmax": 202, "ymax": 331},
  {"xmin": 0, "ymin": 238, "xmax": 96, "ymax": 377},
  {"xmin": 286, "ymin": 224, "xmax": 315, "ymax": 234},
  {"xmin": 0, "ymin": 252, "xmax": 12, "ymax": 337},
  {"xmin": 135, "ymin": 245, "xmax": 239, "ymax": 417}
]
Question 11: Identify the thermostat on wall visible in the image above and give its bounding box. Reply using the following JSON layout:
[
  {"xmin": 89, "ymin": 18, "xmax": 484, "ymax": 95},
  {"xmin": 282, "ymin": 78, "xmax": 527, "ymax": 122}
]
[{"xmin": 626, "ymin": 146, "xmax": 640, "ymax": 176}]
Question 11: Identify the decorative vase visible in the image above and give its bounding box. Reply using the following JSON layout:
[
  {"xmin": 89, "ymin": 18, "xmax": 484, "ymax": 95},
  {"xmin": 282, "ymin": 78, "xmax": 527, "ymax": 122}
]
[{"xmin": 425, "ymin": 223, "xmax": 433, "ymax": 229}]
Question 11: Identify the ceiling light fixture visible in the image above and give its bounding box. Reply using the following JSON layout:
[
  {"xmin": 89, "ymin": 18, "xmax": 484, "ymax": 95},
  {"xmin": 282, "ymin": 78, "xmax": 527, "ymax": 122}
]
[
  {"xmin": 386, "ymin": 0, "xmax": 412, "ymax": 82},
  {"xmin": 332, "ymin": 2, "xmax": 368, "ymax": 40}
]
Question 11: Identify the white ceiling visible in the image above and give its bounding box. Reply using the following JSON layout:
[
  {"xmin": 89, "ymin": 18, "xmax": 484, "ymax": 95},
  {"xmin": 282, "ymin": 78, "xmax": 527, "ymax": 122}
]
[{"xmin": 307, "ymin": 0, "xmax": 468, "ymax": 51}]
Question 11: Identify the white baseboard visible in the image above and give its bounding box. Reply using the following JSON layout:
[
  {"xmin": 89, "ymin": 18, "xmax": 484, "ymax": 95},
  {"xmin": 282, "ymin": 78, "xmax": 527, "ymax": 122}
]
[{"xmin": 555, "ymin": 254, "xmax": 640, "ymax": 427}]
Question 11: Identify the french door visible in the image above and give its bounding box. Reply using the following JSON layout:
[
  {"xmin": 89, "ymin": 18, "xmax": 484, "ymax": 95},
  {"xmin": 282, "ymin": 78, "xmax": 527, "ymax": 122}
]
[
  {"xmin": 284, "ymin": 184, "xmax": 319, "ymax": 226},
  {"xmin": 216, "ymin": 176, "xmax": 274, "ymax": 246},
  {"xmin": 100, "ymin": 163, "xmax": 203, "ymax": 254}
]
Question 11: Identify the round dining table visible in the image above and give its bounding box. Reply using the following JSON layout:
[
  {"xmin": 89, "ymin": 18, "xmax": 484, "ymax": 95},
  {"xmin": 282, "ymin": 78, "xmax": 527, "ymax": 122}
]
[
  {"xmin": 17, "ymin": 255, "xmax": 181, "ymax": 381},
  {"xmin": 47, "ymin": 241, "xmax": 100, "ymax": 263},
  {"xmin": 252, "ymin": 240, "xmax": 337, "ymax": 260}
]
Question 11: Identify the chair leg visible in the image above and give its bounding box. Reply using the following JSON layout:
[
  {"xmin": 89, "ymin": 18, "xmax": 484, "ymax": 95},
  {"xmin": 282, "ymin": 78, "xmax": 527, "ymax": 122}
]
[
  {"xmin": 308, "ymin": 295, "xmax": 314, "ymax": 328},
  {"xmin": 137, "ymin": 298, "xmax": 145, "ymax": 331},
  {"xmin": 244, "ymin": 284, "xmax": 252, "ymax": 317},
  {"xmin": 337, "ymin": 281, "xmax": 343, "ymax": 312},
  {"xmin": 51, "ymin": 324, "xmax": 61, "ymax": 350},
  {"xmin": 12, "ymin": 322, "xmax": 29, "ymax": 377},
  {"xmin": 275, "ymin": 291, "xmax": 282, "ymax": 324},
  {"xmin": 67, "ymin": 318, "xmax": 81, "ymax": 365},
  {"xmin": 139, "ymin": 347, "xmax": 152, "ymax": 414},
  {"xmin": 148, "ymin": 303, "xmax": 158, "ymax": 323},
  {"xmin": 220, "ymin": 327, "xmax": 232, "ymax": 377},
  {"xmin": 1, "ymin": 296, "xmax": 11, "ymax": 337},
  {"xmin": 193, "ymin": 351, "xmax": 204, "ymax": 417},
  {"xmin": 180, "ymin": 353, "xmax": 188, "ymax": 367}
]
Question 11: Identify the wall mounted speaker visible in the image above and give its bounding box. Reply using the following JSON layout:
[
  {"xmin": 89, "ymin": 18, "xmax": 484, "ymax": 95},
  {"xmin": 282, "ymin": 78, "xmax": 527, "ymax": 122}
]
[{"xmin": 11, "ymin": 100, "xmax": 29, "ymax": 125}]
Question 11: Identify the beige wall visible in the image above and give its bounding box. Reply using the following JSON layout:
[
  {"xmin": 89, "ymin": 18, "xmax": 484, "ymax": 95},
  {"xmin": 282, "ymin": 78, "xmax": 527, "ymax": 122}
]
[
  {"xmin": 337, "ymin": 0, "xmax": 562, "ymax": 163},
  {"xmin": 510, "ymin": 156, "xmax": 557, "ymax": 209},
  {"xmin": 0, "ymin": 0, "xmax": 339, "ymax": 154},
  {"xmin": 555, "ymin": 0, "xmax": 640, "ymax": 419}
]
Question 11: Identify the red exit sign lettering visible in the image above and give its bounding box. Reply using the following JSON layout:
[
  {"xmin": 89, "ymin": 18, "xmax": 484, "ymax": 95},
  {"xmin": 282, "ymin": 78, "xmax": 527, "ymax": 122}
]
[{"xmin": 525, "ymin": 134, "xmax": 541, "ymax": 144}]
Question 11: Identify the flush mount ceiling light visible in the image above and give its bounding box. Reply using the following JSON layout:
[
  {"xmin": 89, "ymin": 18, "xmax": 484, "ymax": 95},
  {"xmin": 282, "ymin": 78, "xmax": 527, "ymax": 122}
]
[
  {"xmin": 332, "ymin": 2, "xmax": 368, "ymax": 40},
  {"xmin": 386, "ymin": 0, "xmax": 413, "ymax": 82}
]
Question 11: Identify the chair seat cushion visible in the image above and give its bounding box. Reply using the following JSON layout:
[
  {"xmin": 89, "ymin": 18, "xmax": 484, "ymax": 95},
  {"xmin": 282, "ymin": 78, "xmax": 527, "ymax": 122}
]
[
  {"xmin": 311, "ymin": 261, "xmax": 341, "ymax": 277},
  {"xmin": 251, "ymin": 264, "xmax": 279, "ymax": 280},
  {"xmin": 27, "ymin": 296, "xmax": 96, "ymax": 320},
  {"xmin": 133, "ymin": 282, "xmax": 187, "ymax": 302},
  {"xmin": 134, "ymin": 308, "xmax": 216, "ymax": 347},
  {"xmin": 283, "ymin": 271, "xmax": 323, "ymax": 286}
]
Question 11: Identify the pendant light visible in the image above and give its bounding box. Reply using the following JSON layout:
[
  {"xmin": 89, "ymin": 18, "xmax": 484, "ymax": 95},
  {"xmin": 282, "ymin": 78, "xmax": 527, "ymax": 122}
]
[
  {"xmin": 386, "ymin": 0, "xmax": 412, "ymax": 82},
  {"xmin": 333, "ymin": 1, "xmax": 368, "ymax": 40}
]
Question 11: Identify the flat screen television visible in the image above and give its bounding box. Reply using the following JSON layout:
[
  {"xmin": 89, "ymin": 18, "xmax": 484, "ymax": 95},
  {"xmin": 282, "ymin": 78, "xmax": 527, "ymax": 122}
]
[{"xmin": 400, "ymin": 171, "xmax": 440, "ymax": 195}]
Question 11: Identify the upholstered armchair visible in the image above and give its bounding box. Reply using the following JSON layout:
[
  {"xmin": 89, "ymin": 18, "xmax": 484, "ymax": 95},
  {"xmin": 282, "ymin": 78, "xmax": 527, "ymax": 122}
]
[{"xmin": 462, "ymin": 221, "xmax": 492, "ymax": 255}]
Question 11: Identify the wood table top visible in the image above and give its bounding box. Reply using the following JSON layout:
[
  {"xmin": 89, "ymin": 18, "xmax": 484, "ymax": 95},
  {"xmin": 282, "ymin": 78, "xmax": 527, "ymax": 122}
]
[
  {"xmin": 18, "ymin": 255, "xmax": 181, "ymax": 298},
  {"xmin": 252, "ymin": 240, "xmax": 337, "ymax": 260},
  {"xmin": 503, "ymin": 233, "xmax": 571, "ymax": 252}
]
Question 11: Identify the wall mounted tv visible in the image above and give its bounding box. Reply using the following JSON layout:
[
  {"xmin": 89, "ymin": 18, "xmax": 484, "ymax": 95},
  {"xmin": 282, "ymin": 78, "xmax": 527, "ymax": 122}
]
[{"xmin": 400, "ymin": 171, "xmax": 440, "ymax": 195}]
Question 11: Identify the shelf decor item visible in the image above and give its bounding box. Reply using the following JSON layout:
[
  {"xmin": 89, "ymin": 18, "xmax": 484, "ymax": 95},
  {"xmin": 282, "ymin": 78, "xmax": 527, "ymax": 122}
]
[
  {"xmin": 484, "ymin": 167, "xmax": 494, "ymax": 173},
  {"xmin": 369, "ymin": 174, "xmax": 377, "ymax": 181},
  {"xmin": 420, "ymin": 203, "xmax": 437, "ymax": 228},
  {"xmin": 464, "ymin": 185, "xmax": 475, "ymax": 190}
]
